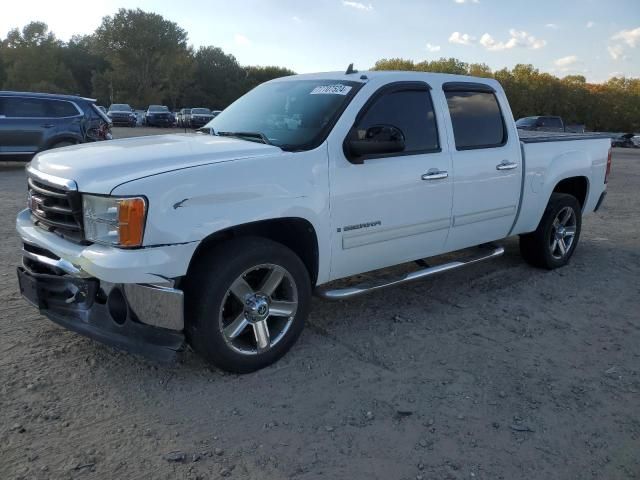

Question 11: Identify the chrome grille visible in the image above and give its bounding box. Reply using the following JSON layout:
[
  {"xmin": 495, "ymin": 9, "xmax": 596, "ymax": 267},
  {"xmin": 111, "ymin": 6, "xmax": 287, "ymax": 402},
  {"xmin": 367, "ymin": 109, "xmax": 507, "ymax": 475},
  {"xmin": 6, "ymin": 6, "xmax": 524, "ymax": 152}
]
[{"xmin": 27, "ymin": 175, "xmax": 84, "ymax": 242}]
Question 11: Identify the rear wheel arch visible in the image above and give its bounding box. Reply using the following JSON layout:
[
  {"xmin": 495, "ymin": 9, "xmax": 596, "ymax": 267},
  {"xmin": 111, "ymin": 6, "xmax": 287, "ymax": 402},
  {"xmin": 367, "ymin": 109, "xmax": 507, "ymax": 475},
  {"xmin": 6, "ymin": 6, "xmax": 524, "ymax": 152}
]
[
  {"xmin": 186, "ymin": 217, "xmax": 320, "ymax": 286},
  {"xmin": 552, "ymin": 176, "xmax": 589, "ymax": 209}
]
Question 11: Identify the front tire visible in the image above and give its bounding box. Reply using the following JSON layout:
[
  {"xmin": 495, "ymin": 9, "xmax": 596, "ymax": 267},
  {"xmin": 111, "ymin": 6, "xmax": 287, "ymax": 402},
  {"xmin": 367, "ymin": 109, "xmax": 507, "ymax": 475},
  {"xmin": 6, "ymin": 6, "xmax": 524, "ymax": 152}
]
[
  {"xmin": 185, "ymin": 237, "xmax": 311, "ymax": 373},
  {"xmin": 519, "ymin": 193, "xmax": 582, "ymax": 269}
]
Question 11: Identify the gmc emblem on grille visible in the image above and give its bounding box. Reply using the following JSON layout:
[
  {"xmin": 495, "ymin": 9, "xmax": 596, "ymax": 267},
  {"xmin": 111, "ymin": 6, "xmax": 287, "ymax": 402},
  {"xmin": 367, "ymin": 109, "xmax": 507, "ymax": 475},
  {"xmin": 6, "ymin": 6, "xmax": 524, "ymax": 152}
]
[{"xmin": 27, "ymin": 191, "xmax": 36, "ymax": 211}]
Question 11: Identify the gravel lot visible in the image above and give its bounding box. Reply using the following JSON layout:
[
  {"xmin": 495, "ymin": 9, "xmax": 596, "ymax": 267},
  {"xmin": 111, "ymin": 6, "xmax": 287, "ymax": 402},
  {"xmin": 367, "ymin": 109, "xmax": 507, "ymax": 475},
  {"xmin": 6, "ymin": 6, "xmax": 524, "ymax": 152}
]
[{"xmin": 1, "ymin": 137, "xmax": 639, "ymax": 479}]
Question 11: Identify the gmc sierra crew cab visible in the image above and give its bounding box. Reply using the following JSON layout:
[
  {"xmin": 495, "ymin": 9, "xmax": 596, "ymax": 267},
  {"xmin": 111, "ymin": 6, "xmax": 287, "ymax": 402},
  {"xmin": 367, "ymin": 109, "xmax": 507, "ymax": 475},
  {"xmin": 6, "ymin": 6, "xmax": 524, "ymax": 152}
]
[{"xmin": 16, "ymin": 70, "xmax": 612, "ymax": 373}]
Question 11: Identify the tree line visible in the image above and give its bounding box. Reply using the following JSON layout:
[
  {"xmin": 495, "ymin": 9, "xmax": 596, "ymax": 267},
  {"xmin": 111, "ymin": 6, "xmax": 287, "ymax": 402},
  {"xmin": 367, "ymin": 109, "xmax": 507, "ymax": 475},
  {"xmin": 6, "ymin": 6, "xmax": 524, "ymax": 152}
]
[
  {"xmin": 0, "ymin": 8, "xmax": 638, "ymax": 132},
  {"xmin": 0, "ymin": 9, "xmax": 294, "ymax": 111},
  {"xmin": 373, "ymin": 58, "xmax": 640, "ymax": 133}
]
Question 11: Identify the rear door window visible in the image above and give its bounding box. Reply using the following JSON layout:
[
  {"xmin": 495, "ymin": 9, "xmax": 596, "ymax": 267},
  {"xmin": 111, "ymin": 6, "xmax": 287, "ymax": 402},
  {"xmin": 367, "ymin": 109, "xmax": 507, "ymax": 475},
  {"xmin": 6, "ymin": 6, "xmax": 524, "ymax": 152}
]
[
  {"xmin": 3, "ymin": 97, "xmax": 48, "ymax": 118},
  {"xmin": 444, "ymin": 89, "xmax": 506, "ymax": 150}
]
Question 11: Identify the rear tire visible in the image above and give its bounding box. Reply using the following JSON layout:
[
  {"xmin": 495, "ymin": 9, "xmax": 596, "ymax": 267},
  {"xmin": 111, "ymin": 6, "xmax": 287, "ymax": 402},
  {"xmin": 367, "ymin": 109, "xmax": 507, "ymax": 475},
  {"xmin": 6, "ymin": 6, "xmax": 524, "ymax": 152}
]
[
  {"xmin": 185, "ymin": 237, "xmax": 311, "ymax": 373},
  {"xmin": 519, "ymin": 193, "xmax": 582, "ymax": 269}
]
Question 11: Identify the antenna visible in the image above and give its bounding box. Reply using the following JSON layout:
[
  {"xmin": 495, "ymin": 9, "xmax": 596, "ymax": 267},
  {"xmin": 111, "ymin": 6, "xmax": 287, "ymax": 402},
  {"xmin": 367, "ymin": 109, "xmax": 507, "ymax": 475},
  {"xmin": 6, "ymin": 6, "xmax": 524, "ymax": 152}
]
[{"xmin": 345, "ymin": 63, "xmax": 357, "ymax": 75}]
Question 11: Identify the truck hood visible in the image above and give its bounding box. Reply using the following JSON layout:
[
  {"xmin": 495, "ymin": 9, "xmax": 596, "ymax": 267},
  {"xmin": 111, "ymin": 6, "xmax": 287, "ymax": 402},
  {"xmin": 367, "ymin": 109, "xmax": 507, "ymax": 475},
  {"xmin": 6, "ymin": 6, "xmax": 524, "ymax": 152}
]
[{"xmin": 30, "ymin": 133, "xmax": 282, "ymax": 194}]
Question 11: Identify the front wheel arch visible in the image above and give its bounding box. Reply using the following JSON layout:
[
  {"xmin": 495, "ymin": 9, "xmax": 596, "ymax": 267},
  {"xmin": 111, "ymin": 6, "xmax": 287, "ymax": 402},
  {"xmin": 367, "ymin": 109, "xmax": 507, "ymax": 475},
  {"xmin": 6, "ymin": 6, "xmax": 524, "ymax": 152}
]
[{"xmin": 187, "ymin": 217, "xmax": 320, "ymax": 286}]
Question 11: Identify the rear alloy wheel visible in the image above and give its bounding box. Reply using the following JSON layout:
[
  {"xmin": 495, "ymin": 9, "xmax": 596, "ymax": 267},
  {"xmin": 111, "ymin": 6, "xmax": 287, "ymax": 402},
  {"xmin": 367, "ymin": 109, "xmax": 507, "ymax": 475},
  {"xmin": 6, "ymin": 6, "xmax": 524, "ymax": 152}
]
[
  {"xmin": 548, "ymin": 206, "xmax": 577, "ymax": 260},
  {"xmin": 186, "ymin": 237, "xmax": 311, "ymax": 373},
  {"xmin": 520, "ymin": 193, "xmax": 582, "ymax": 269}
]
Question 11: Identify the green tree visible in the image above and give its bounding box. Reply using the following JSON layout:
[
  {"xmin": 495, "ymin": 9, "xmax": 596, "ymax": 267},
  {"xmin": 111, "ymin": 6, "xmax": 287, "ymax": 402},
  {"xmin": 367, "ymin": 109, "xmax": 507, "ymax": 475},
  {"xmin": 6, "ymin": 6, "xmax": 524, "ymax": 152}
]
[
  {"xmin": 1, "ymin": 22, "xmax": 76, "ymax": 93},
  {"xmin": 92, "ymin": 8, "xmax": 189, "ymax": 106}
]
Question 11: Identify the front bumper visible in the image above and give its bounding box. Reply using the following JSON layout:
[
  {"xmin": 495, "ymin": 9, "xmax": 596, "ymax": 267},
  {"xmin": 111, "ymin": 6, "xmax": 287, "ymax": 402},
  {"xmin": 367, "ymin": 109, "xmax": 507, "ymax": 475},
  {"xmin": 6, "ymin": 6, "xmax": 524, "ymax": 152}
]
[
  {"xmin": 17, "ymin": 264, "xmax": 185, "ymax": 363},
  {"xmin": 16, "ymin": 208, "xmax": 200, "ymax": 362},
  {"xmin": 109, "ymin": 116, "xmax": 135, "ymax": 126},
  {"xmin": 146, "ymin": 116, "xmax": 172, "ymax": 126}
]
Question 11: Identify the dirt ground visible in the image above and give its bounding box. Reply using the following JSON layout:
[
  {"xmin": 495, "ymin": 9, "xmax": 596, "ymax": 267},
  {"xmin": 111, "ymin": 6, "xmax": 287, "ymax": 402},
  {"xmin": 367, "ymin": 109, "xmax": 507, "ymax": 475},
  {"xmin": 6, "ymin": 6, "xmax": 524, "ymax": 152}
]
[{"xmin": 1, "ymin": 136, "xmax": 638, "ymax": 479}]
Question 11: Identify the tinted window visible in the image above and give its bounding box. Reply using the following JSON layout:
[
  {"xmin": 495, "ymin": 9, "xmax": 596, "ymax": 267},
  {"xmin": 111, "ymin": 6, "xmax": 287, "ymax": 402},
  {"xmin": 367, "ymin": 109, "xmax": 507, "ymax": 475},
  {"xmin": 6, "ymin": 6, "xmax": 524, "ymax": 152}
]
[
  {"xmin": 516, "ymin": 117, "xmax": 537, "ymax": 127},
  {"xmin": 109, "ymin": 104, "xmax": 132, "ymax": 111},
  {"xmin": 47, "ymin": 100, "xmax": 80, "ymax": 117},
  {"xmin": 540, "ymin": 117, "xmax": 562, "ymax": 128},
  {"xmin": 355, "ymin": 88, "xmax": 439, "ymax": 153},
  {"xmin": 445, "ymin": 91, "xmax": 505, "ymax": 149},
  {"xmin": 192, "ymin": 108, "xmax": 211, "ymax": 114},
  {"xmin": 3, "ymin": 97, "xmax": 48, "ymax": 118},
  {"xmin": 148, "ymin": 105, "xmax": 168, "ymax": 112}
]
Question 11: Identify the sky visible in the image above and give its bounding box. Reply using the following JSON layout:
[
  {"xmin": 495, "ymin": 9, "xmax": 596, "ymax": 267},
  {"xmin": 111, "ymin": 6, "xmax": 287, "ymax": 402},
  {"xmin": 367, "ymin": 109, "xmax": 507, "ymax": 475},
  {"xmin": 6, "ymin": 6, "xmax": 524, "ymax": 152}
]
[{"xmin": 2, "ymin": 0, "xmax": 639, "ymax": 82}]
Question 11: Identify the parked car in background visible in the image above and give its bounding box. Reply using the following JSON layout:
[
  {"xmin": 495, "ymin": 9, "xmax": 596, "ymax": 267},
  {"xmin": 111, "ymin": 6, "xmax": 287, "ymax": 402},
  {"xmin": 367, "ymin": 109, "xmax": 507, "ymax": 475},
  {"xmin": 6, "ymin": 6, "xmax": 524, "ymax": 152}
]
[
  {"xmin": 516, "ymin": 116, "xmax": 565, "ymax": 132},
  {"xmin": 189, "ymin": 108, "xmax": 214, "ymax": 128},
  {"xmin": 565, "ymin": 124, "xmax": 586, "ymax": 134},
  {"xmin": 107, "ymin": 103, "xmax": 137, "ymax": 127},
  {"xmin": 0, "ymin": 91, "xmax": 111, "ymax": 160},
  {"xmin": 611, "ymin": 133, "xmax": 638, "ymax": 148},
  {"xmin": 177, "ymin": 108, "xmax": 191, "ymax": 128},
  {"xmin": 145, "ymin": 105, "xmax": 172, "ymax": 127},
  {"xmin": 211, "ymin": 110, "xmax": 222, "ymax": 118}
]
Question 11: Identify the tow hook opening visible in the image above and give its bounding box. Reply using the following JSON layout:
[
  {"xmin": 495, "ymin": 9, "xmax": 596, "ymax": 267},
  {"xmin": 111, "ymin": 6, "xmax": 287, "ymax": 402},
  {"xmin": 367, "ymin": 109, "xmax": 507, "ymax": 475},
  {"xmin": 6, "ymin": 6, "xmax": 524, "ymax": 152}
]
[{"xmin": 107, "ymin": 288, "xmax": 128, "ymax": 325}]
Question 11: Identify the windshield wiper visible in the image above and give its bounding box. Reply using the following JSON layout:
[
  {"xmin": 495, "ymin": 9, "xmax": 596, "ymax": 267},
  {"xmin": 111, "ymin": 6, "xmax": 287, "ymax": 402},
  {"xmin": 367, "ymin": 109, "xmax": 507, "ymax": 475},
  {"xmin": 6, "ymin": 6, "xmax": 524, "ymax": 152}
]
[{"xmin": 216, "ymin": 131, "xmax": 272, "ymax": 145}]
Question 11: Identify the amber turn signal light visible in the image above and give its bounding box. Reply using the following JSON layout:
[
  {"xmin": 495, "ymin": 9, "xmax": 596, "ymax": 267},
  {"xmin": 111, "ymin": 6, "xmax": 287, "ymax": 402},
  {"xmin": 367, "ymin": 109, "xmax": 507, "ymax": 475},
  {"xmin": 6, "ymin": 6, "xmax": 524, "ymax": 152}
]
[{"xmin": 118, "ymin": 197, "xmax": 147, "ymax": 247}]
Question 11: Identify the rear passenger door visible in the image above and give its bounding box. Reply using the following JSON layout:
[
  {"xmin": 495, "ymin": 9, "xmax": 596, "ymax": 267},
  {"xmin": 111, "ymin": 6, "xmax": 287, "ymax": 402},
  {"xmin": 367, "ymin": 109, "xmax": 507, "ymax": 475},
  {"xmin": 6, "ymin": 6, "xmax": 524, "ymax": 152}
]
[{"xmin": 441, "ymin": 82, "xmax": 521, "ymax": 251}]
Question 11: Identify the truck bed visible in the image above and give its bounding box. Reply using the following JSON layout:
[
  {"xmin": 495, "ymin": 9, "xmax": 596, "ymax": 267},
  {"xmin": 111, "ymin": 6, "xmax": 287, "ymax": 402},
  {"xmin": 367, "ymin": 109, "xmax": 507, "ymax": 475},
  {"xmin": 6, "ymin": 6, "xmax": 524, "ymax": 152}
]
[{"xmin": 518, "ymin": 130, "xmax": 612, "ymax": 144}]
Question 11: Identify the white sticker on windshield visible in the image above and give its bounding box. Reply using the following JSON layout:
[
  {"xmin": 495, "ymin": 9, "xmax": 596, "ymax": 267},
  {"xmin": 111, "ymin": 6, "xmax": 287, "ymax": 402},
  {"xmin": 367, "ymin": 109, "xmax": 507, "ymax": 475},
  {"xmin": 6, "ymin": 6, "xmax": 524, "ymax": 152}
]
[{"xmin": 310, "ymin": 84, "xmax": 352, "ymax": 95}]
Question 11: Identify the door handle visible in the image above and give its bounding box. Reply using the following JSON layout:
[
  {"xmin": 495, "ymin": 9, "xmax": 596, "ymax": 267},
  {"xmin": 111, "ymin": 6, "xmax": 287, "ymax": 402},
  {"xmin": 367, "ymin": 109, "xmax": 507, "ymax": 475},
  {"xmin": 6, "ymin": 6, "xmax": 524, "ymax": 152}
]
[
  {"xmin": 421, "ymin": 169, "xmax": 448, "ymax": 180},
  {"xmin": 496, "ymin": 161, "xmax": 517, "ymax": 171},
  {"xmin": 41, "ymin": 124, "xmax": 55, "ymax": 129}
]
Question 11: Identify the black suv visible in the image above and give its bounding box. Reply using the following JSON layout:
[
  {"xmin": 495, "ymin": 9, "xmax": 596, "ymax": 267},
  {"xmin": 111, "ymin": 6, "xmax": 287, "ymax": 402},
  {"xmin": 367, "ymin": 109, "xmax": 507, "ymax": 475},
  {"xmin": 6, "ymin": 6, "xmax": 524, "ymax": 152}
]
[
  {"xmin": 107, "ymin": 103, "xmax": 137, "ymax": 127},
  {"xmin": 145, "ymin": 105, "xmax": 172, "ymax": 127},
  {"xmin": 0, "ymin": 91, "xmax": 112, "ymax": 160}
]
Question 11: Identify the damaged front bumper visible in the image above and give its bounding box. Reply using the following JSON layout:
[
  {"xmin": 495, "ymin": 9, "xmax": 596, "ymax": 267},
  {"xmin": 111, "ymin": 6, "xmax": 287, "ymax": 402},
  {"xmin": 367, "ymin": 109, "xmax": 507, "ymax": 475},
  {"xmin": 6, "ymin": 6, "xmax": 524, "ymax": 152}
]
[{"xmin": 17, "ymin": 260, "xmax": 185, "ymax": 363}]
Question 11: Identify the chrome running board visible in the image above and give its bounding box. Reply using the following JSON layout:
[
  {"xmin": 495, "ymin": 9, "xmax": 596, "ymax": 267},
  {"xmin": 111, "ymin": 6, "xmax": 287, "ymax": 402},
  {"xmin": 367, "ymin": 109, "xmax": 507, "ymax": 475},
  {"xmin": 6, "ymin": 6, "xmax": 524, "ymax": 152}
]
[{"xmin": 316, "ymin": 244, "xmax": 504, "ymax": 300}]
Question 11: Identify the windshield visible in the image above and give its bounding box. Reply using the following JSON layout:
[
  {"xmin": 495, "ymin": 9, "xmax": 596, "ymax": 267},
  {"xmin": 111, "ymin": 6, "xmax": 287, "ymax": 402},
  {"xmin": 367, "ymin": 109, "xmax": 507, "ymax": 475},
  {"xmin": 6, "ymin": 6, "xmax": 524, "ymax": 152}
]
[
  {"xmin": 516, "ymin": 117, "xmax": 537, "ymax": 127},
  {"xmin": 192, "ymin": 108, "xmax": 211, "ymax": 114},
  {"xmin": 148, "ymin": 105, "xmax": 169, "ymax": 112},
  {"xmin": 204, "ymin": 79, "xmax": 362, "ymax": 150},
  {"xmin": 110, "ymin": 104, "xmax": 131, "ymax": 111}
]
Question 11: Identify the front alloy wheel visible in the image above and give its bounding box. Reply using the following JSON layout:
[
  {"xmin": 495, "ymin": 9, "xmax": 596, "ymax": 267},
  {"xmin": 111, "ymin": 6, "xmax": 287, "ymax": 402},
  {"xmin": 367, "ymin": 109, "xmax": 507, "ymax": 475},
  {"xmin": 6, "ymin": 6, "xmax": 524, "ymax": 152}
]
[
  {"xmin": 186, "ymin": 237, "xmax": 311, "ymax": 373},
  {"xmin": 220, "ymin": 264, "xmax": 298, "ymax": 355}
]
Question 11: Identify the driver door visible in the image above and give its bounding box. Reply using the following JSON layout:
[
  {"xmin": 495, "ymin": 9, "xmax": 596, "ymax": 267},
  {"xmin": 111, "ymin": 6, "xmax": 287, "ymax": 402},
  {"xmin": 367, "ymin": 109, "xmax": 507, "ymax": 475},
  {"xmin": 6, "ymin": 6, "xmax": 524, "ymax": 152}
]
[{"xmin": 328, "ymin": 82, "xmax": 453, "ymax": 280}]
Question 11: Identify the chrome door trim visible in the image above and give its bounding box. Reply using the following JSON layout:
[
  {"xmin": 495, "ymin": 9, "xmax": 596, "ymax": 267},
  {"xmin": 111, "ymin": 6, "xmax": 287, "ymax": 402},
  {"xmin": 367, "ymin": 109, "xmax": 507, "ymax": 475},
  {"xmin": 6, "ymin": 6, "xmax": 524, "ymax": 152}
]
[{"xmin": 342, "ymin": 218, "xmax": 450, "ymax": 249}]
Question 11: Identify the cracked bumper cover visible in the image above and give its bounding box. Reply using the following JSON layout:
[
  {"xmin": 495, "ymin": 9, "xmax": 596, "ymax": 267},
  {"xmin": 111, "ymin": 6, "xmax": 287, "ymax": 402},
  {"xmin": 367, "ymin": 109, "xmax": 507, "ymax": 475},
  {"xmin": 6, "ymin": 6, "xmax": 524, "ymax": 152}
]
[
  {"xmin": 15, "ymin": 209, "xmax": 197, "ymax": 362},
  {"xmin": 17, "ymin": 266, "xmax": 185, "ymax": 363}
]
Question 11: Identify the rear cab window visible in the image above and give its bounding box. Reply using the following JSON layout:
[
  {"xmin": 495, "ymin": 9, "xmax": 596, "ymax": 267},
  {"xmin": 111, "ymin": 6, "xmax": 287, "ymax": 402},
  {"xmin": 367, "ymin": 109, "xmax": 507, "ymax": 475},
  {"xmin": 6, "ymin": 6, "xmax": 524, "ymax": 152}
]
[{"xmin": 443, "ymin": 82, "xmax": 507, "ymax": 150}]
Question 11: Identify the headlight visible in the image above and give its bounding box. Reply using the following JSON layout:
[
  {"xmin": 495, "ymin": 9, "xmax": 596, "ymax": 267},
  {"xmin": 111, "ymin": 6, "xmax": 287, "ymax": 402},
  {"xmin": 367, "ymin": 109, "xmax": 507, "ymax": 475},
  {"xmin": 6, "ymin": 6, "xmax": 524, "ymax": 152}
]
[{"xmin": 82, "ymin": 195, "xmax": 147, "ymax": 247}]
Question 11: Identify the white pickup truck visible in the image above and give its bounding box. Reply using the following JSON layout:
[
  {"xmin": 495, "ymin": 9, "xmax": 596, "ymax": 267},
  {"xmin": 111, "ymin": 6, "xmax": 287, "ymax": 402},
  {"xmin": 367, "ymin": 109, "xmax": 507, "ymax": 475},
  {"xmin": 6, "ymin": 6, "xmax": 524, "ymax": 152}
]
[{"xmin": 16, "ymin": 70, "xmax": 611, "ymax": 372}]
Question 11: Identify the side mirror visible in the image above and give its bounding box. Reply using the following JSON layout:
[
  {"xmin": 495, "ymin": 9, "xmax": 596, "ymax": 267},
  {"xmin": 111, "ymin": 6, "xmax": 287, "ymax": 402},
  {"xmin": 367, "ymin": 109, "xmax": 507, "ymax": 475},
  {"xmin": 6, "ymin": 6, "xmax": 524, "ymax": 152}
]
[{"xmin": 346, "ymin": 124, "xmax": 405, "ymax": 163}]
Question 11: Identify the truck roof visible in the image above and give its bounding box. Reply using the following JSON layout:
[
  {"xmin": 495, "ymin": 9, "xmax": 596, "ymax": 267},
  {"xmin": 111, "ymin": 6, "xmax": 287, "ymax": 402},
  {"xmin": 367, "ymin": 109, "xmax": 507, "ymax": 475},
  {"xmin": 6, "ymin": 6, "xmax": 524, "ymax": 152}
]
[{"xmin": 270, "ymin": 70, "xmax": 502, "ymax": 90}]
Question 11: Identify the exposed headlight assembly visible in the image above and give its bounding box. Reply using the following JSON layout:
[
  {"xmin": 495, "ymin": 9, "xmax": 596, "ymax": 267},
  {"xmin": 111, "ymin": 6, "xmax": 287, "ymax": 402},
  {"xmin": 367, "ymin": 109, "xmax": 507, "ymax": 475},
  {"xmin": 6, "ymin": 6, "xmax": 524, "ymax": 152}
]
[{"xmin": 82, "ymin": 195, "xmax": 147, "ymax": 247}]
